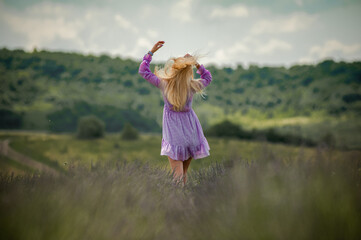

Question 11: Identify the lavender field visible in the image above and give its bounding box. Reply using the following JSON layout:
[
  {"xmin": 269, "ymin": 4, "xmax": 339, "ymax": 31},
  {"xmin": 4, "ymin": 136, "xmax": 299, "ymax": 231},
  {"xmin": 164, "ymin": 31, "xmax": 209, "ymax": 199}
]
[{"xmin": 1, "ymin": 134, "xmax": 360, "ymax": 240}]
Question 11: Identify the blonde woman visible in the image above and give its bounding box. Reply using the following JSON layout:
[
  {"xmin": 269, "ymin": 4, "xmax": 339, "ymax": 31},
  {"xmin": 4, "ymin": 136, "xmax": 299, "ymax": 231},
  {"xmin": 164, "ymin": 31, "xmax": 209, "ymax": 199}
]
[{"xmin": 138, "ymin": 41, "xmax": 212, "ymax": 186}]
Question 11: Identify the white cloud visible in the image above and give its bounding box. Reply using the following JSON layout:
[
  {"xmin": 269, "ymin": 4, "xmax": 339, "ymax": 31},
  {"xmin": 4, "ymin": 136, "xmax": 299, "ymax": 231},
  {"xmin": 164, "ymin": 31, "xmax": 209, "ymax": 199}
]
[
  {"xmin": 109, "ymin": 44, "xmax": 127, "ymax": 56},
  {"xmin": 24, "ymin": 2, "xmax": 73, "ymax": 17},
  {"xmin": 137, "ymin": 37, "xmax": 152, "ymax": 49},
  {"xmin": 211, "ymin": 36, "xmax": 293, "ymax": 67},
  {"xmin": 251, "ymin": 12, "xmax": 317, "ymax": 35},
  {"xmin": 0, "ymin": 2, "xmax": 142, "ymax": 54},
  {"xmin": 298, "ymin": 56, "xmax": 314, "ymax": 64},
  {"xmin": 231, "ymin": 41, "xmax": 250, "ymax": 54},
  {"xmin": 207, "ymin": 41, "xmax": 216, "ymax": 48},
  {"xmin": 1, "ymin": 2, "xmax": 85, "ymax": 50},
  {"xmin": 114, "ymin": 14, "xmax": 138, "ymax": 34},
  {"xmin": 147, "ymin": 29, "xmax": 159, "ymax": 39},
  {"xmin": 298, "ymin": 40, "xmax": 361, "ymax": 63},
  {"xmin": 170, "ymin": 0, "xmax": 193, "ymax": 23},
  {"xmin": 139, "ymin": 5, "xmax": 158, "ymax": 20},
  {"xmin": 127, "ymin": 37, "xmax": 153, "ymax": 58},
  {"xmin": 213, "ymin": 40, "xmax": 250, "ymax": 66},
  {"xmin": 295, "ymin": 0, "xmax": 304, "ymax": 7},
  {"xmin": 0, "ymin": 0, "xmax": 360, "ymax": 67},
  {"xmin": 309, "ymin": 40, "xmax": 361, "ymax": 58},
  {"xmin": 255, "ymin": 38, "xmax": 292, "ymax": 55},
  {"xmin": 210, "ymin": 4, "xmax": 249, "ymax": 19}
]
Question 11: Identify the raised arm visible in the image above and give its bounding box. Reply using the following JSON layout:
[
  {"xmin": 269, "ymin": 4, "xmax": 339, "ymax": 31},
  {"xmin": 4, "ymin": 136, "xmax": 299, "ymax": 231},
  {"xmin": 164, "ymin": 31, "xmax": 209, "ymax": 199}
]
[
  {"xmin": 138, "ymin": 40, "xmax": 165, "ymax": 89},
  {"xmin": 138, "ymin": 53, "xmax": 161, "ymax": 88},
  {"xmin": 196, "ymin": 64, "xmax": 212, "ymax": 89}
]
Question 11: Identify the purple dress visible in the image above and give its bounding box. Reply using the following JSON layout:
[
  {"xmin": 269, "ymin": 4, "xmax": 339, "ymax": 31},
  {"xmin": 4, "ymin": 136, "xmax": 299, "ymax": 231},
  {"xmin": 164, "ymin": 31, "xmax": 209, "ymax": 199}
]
[{"xmin": 139, "ymin": 53, "xmax": 212, "ymax": 161}]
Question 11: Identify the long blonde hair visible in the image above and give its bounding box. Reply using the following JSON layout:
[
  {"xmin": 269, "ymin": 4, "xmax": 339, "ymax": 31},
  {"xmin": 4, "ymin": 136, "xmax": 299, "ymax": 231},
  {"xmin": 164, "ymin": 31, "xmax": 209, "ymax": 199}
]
[{"xmin": 154, "ymin": 53, "xmax": 207, "ymax": 111}]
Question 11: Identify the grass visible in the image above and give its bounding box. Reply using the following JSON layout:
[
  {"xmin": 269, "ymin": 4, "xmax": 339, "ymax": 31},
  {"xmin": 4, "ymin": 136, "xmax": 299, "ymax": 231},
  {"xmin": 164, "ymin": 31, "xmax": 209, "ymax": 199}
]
[
  {"xmin": 0, "ymin": 141, "xmax": 360, "ymax": 240},
  {"xmin": 0, "ymin": 154, "xmax": 37, "ymax": 176},
  {"xmin": 198, "ymin": 106, "xmax": 361, "ymax": 150},
  {"xmin": 0, "ymin": 131, "xmax": 337, "ymax": 172}
]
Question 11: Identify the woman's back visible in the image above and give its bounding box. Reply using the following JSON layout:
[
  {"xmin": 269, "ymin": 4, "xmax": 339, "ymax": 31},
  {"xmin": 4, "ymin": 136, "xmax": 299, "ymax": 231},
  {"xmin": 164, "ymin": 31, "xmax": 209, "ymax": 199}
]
[
  {"xmin": 138, "ymin": 40, "xmax": 211, "ymax": 187},
  {"xmin": 157, "ymin": 60, "xmax": 212, "ymax": 112},
  {"xmin": 162, "ymin": 88, "xmax": 194, "ymax": 112}
]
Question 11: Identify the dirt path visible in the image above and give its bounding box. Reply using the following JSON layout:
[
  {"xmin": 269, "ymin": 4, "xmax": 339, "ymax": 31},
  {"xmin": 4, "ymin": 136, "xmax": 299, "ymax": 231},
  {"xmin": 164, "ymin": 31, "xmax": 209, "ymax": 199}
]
[{"xmin": 0, "ymin": 139, "xmax": 61, "ymax": 177}]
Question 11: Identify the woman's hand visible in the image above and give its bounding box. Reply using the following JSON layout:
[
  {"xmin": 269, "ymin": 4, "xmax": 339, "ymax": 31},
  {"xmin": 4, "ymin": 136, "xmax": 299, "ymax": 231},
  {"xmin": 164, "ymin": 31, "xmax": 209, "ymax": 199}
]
[
  {"xmin": 151, "ymin": 41, "xmax": 165, "ymax": 54},
  {"xmin": 184, "ymin": 53, "xmax": 200, "ymax": 69}
]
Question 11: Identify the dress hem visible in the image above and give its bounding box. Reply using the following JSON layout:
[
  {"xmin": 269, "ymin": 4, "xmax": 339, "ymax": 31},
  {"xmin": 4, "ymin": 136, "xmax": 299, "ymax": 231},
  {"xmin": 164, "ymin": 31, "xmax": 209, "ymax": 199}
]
[{"xmin": 160, "ymin": 138, "xmax": 210, "ymax": 161}]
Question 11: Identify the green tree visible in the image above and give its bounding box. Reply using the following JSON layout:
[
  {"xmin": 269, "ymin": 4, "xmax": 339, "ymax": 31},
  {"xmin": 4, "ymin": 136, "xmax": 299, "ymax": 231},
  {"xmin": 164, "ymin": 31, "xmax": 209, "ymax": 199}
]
[
  {"xmin": 76, "ymin": 115, "xmax": 105, "ymax": 139},
  {"xmin": 320, "ymin": 132, "xmax": 336, "ymax": 148},
  {"xmin": 121, "ymin": 122, "xmax": 139, "ymax": 140},
  {"xmin": 205, "ymin": 120, "xmax": 252, "ymax": 139}
]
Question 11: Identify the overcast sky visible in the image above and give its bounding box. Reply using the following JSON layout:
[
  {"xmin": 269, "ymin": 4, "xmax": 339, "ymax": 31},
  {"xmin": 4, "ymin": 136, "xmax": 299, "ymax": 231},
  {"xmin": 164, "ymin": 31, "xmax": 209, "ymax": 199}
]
[{"xmin": 0, "ymin": 0, "xmax": 360, "ymax": 68}]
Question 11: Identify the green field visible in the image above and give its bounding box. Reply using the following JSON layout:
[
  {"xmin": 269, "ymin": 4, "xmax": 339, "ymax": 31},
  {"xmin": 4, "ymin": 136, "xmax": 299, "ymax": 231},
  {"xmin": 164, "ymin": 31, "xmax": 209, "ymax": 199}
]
[
  {"xmin": 0, "ymin": 130, "xmax": 347, "ymax": 173},
  {"xmin": 0, "ymin": 131, "xmax": 360, "ymax": 239}
]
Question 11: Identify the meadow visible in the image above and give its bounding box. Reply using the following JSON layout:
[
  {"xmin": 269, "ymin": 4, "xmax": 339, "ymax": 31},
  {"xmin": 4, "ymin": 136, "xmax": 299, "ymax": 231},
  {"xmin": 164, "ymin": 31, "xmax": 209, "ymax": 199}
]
[
  {"xmin": 1, "ymin": 47, "xmax": 361, "ymax": 239},
  {"xmin": 1, "ymin": 131, "xmax": 361, "ymax": 239}
]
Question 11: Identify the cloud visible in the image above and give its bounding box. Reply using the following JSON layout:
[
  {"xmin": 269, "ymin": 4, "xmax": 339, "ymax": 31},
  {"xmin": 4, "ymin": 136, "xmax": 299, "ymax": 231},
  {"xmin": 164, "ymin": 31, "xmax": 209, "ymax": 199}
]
[
  {"xmin": 127, "ymin": 37, "xmax": 153, "ymax": 58},
  {"xmin": 0, "ymin": 0, "xmax": 360, "ymax": 67},
  {"xmin": 298, "ymin": 40, "xmax": 361, "ymax": 63},
  {"xmin": 214, "ymin": 41, "xmax": 248, "ymax": 67},
  {"xmin": 114, "ymin": 14, "xmax": 138, "ymax": 34},
  {"xmin": 251, "ymin": 12, "xmax": 317, "ymax": 35},
  {"xmin": 231, "ymin": 41, "xmax": 250, "ymax": 54},
  {"xmin": 146, "ymin": 29, "xmax": 159, "ymax": 39},
  {"xmin": 0, "ymin": 2, "xmax": 142, "ymax": 54},
  {"xmin": 1, "ymin": 2, "xmax": 85, "ymax": 50},
  {"xmin": 295, "ymin": 0, "xmax": 304, "ymax": 7},
  {"xmin": 255, "ymin": 38, "xmax": 292, "ymax": 55},
  {"xmin": 170, "ymin": 0, "xmax": 193, "ymax": 23},
  {"xmin": 210, "ymin": 4, "xmax": 249, "ymax": 18},
  {"xmin": 24, "ymin": 1, "xmax": 73, "ymax": 17},
  {"xmin": 212, "ymin": 36, "xmax": 293, "ymax": 67},
  {"xmin": 309, "ymin": 40, "xmax": 361, "ymax": 58},
  {"xmin": 137, "ymin": 37, "xmax": 152, "ymax": 49},
  {"xmin": 139, "ymin": 5, "xmax": 159, "ymax": 20},
  {"xmin": 109, "ymin": 44, "xmax": 127, "ymax": 56},
  {"xmin": 207, "ymin": 41, "xmax": 216, "ymax": 48}
]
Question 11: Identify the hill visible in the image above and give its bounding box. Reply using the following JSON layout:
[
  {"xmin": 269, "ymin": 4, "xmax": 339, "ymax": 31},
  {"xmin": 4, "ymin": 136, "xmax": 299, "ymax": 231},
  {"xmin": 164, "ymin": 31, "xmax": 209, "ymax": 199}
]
[{"xmin": 0, "ymin": 48, "xmax": 360, "ymax": 148}]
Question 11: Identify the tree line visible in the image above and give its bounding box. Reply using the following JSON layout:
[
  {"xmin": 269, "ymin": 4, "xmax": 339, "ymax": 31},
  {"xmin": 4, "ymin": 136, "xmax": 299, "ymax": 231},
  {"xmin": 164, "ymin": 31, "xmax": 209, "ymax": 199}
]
[{"xmin": 0, "ymin": 47, "xmax": 360, "ymax": 134}]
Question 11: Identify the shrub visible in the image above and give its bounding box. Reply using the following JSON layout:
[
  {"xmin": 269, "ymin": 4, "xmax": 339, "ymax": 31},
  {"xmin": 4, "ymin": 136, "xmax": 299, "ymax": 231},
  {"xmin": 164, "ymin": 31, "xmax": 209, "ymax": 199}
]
[
  {"xmin": 205, "ymin": 120, "xmax": 252, "ymax": 139},
  {"xmin": 76, "ymin": 115, "xmax": 105, "ymax": 139},
  {"xmin": 0, "ymin": 109, "xmax": 23, "ymax": 129},
  {"xmin": 320, "ymin": 132, "xmax": 336, "ymax": 148},
  {"xmin": 265, "ymin": 128, "xmax": 287, "ymax": 143},
  {"xmin": 121, "ymin": 122, "xmax": 139, "ymax": 140},
  {"xmin": 206, "ymin": 121, "xmax": 316, "ymax": 147}
]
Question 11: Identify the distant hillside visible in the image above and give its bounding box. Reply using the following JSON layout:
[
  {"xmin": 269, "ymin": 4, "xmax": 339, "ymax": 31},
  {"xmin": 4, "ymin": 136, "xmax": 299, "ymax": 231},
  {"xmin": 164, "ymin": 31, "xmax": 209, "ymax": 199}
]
[{"xmin": 0, "ymin": 48, "xmax": 360, "ymax": 133}]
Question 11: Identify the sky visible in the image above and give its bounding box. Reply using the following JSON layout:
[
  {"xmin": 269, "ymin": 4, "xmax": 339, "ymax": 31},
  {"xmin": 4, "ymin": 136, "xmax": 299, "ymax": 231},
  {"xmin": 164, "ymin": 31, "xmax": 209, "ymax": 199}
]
[{"xmin": 0, "ymin": 0, "xmax": 361, "ymax": 68}]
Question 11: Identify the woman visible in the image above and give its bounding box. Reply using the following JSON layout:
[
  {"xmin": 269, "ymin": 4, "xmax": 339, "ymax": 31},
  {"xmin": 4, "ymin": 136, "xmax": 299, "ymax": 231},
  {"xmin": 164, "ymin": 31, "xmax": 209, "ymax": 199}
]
[{"xmin": 138, "ymin": 40, "xmax": 212, "ymax": 186}]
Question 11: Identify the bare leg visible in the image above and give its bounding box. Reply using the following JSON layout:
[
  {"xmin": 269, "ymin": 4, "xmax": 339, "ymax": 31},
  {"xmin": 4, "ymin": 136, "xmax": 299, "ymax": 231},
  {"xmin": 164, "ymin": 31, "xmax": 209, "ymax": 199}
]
[
  {"xmin": 168, "ymin": 156, "xmax": 184, "ymax": 186},
  {"xmin": 183, "ymin": 156, "xmax": 192, "ymax": 185}
]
